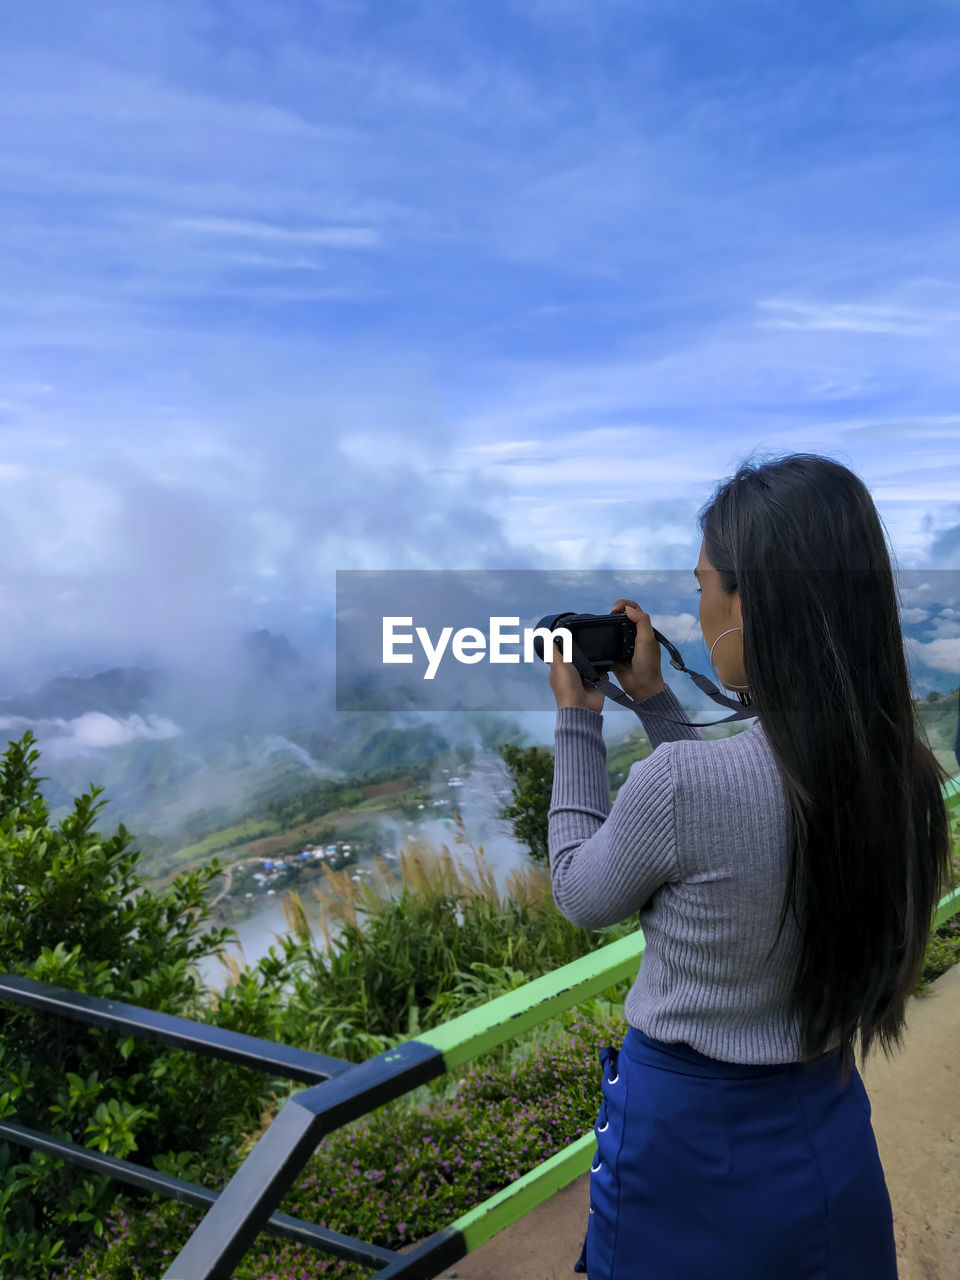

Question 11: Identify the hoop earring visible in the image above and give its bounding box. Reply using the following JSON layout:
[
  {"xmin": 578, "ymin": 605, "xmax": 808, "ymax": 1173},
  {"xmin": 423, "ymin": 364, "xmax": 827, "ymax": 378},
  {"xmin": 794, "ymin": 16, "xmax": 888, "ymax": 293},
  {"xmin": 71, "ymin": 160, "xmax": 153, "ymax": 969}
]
[{"xmin": 708, "ymin": 625, "xmax": 751, "ymax": 691}]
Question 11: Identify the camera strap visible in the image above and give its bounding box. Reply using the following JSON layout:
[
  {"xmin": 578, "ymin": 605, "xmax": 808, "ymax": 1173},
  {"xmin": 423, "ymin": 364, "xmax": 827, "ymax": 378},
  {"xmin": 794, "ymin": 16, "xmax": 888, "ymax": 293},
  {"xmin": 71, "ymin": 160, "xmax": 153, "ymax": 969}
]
[{"xmin": 561, "ymin": 627, "xmax": 757, "ymax": 728}]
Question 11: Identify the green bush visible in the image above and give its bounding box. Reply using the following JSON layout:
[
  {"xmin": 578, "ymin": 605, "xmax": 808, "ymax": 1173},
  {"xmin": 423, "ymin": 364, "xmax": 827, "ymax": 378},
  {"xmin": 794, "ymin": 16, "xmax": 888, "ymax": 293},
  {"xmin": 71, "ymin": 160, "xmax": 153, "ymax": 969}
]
[
  {"xmin": 0, "ymin": 731, "xmax": 630, "ymax": 1275},
  {"xmin": 51, "ymin": 1001, "xmax": 631, "ymax": 1280},
  {"xmin": 268, "ymin": 823, "xmax": 634, "ymax": 1073},
  {"xmin": 921, "ymin": 917, "xmax": 960, "ymax": 986},
  {"xmin": 0, "ymin": 731, "xmax": 306, "ymax": 1275}
]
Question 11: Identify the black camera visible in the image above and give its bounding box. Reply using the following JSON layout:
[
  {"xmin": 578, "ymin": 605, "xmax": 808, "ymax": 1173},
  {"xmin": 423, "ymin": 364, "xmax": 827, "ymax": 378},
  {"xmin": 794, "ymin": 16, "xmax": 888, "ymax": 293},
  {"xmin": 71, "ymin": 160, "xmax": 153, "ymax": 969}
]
[
  {"xmin": 531, "ymin": 609, "xmax": 755, "ymax": 728},
  {"xmin": 532, "ymin": 611, "xmax": 635, "ymax": 673}
]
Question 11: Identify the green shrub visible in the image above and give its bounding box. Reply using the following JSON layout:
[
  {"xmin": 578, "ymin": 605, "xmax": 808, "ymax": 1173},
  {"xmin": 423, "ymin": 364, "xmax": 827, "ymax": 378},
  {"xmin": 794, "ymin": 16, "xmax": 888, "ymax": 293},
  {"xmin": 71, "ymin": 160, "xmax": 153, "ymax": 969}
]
[
  {"xmin": 268, "ymin": 822, "xmax": 634, "ymax": 1075},
  {"xmin": 51, "ymin": 1002, "xmax": 630, "ymax": 1280},
  {"xmin": 0, "ymin": 731, "xmax": 306, "ymax": 1275},
  {"xmin": 0, "ymin": 731, "xmax": 629, "ymax": 1276},
  {"xmin": 920, "ymin": 916, "xmax": 960, "ymax": 987}
]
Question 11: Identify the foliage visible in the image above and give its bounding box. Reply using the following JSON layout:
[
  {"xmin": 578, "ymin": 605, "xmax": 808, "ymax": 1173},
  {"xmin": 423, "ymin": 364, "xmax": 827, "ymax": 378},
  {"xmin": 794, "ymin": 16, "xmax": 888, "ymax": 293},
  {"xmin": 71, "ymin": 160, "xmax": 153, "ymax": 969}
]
[
  {"xmin": 497, "ymin": 743, "xmax": 555, "ymax": 865},
  {"xmin": 256, "ymin": 811, "xmax": 637, "ymax": 1080},
  {"xmin": 919, "ymin": 859, "xmax": 960, "ymax": 988},
  {"xmin": 0, "ymin": 730, "xmax": 303, "ymax": 1275},
  {"xmin": 921, "ymin": 925, "xmax": 960, "ymax": 987},
  {"xmin": 51, "ymin": 1003, "xmax": 631, "ymax": 1280},
  {"xmin": 0, "ymin": 730, "xmax": 632, "ymax": 1276},
  {"xmin": 2, "ymin": 723, "xmax": 958, "ymax": 1278},
  {"xmin": 497, "ymin": 736, "xmax": 656, "ymax": 866}
]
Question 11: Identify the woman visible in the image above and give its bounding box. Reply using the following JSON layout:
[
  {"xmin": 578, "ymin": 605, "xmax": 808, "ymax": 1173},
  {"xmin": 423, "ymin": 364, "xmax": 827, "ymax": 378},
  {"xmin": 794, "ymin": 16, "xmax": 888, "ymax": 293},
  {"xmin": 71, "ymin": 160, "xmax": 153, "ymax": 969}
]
[{"xmin": 546, "ymin": 452, "xmax": 953, "ymax": 1280}]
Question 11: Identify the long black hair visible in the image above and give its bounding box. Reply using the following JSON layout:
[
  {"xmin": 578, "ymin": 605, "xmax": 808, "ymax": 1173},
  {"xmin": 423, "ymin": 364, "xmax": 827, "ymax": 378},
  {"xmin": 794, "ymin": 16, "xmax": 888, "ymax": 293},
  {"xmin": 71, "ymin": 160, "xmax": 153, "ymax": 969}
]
[{"xmin": 698, "ymin": 451, "xmax": 954, "ymax": 1079}]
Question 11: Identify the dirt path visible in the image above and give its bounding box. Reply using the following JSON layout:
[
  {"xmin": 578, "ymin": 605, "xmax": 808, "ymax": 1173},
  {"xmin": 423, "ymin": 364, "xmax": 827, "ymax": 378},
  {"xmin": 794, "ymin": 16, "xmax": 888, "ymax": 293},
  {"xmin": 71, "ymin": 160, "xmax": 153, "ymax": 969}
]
[
  {"xmin": 208, "ymin": 858, "xmax": 238, "ymax": 908},
  {"xmin": 125, "ymin": 852, "xmax": 262, "ymax": 905}
]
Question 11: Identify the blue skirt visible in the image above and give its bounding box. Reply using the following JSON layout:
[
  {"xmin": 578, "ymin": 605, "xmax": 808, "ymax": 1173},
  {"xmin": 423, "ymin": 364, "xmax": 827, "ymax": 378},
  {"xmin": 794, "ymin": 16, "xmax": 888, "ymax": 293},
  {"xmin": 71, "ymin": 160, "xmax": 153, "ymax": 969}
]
[{"xmin": 573, "ymin": 1026, "xmax": 898, "ymax": 1279}]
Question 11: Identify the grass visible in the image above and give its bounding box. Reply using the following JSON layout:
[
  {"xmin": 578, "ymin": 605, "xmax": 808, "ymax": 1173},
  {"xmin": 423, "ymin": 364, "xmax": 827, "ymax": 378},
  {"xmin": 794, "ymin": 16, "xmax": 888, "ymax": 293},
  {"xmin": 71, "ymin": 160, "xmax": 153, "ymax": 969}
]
[{"xmin": 165, "ymin": 818, "xmax": 285, "ymax": 865}]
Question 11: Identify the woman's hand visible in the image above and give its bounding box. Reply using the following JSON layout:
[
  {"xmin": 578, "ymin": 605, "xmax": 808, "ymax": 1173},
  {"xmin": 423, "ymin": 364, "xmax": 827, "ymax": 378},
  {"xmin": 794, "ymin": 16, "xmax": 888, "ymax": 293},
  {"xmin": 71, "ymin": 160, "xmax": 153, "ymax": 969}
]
[
  {"xmin": 609, "ymin": 600, "xmax": 665, "ymax": 701},
  {"xmin": 547, "ymin": 638, "xmax": 605, "ymax": 713}
]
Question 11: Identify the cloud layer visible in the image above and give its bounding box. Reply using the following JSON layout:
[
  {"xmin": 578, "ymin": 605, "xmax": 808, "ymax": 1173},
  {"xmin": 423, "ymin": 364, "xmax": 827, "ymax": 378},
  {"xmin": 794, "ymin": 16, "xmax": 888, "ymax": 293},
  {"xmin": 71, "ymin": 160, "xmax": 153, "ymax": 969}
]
[{"xmin": 2, "ymin": 0, "xmax": 960, "ymax": 698}]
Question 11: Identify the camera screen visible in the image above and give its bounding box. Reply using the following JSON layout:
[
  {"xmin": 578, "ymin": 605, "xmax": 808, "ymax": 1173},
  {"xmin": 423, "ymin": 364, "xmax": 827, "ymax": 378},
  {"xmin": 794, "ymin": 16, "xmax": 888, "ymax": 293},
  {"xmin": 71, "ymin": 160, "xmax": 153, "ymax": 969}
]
[{"xmin": 575, "ymin": 625, "xmax": 616, "ymax": 661}]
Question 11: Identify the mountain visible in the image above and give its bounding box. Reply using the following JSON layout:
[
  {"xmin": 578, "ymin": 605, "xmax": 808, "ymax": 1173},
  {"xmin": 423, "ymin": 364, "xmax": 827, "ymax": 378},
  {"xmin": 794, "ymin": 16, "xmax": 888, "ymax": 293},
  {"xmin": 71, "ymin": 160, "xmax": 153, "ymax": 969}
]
[
  {"xmin": 0, "ymin": 630, "xmax": 325, "ymax": 835},
  {"xmin": 0, "ymin": 665, "xmax": 165, "ymax": 720},
  {"xmin": 240, "ymin": 629, "xmax": 302, "ymax": 678},
  {"xmin": 0, "ymin": 630, "xmax": 309, "ymax": 719},
  {"xmin": 0, "ymin": 631, "xmax": 529, "ymax": 857}
]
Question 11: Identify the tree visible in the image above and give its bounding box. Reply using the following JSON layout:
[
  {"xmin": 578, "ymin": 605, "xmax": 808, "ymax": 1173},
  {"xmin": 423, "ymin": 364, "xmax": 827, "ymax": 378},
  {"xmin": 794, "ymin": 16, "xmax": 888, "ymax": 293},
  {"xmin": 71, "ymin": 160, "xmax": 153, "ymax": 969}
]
[
  {"xmin": 497, "ymin": 743, "xmax": 554, "ymax": 865},
  {"xmin": 925, "ymin": 689, "xmax": 942, "ymax": 702}
]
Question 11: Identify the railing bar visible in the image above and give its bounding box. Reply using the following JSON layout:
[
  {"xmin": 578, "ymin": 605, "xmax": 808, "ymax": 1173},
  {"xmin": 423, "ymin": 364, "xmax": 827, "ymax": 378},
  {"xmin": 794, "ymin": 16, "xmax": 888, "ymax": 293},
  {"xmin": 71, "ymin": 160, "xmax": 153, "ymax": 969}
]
[
  {"xmin": 161, "ymin": 1040, "xmax": 446, "ymax": 1278},
  {"xmin": 450, "ymin": 1130, "xmax": 596, "ymax": 1250},
  {"xmin": 367, "ymin": 1132, "xmax": 598, "ymax": 1279},
  {"xmin": 0, "ymin": 1121, "xmax": 398, "ymax": 1268},
  {"xmin": 411, "ymin": 929, "xmax": 647, "ymax": 1068},
  {"xmin": 933, "ymin": 882, "xmax": 960, "ymax": 928},
  {"xmin": 0, "ymin": 973, "xmax": 350, "ymax": 1084},
  {"xmin": 367, "ymin": 1229, "xmax": 465, "ymax": 1280}
]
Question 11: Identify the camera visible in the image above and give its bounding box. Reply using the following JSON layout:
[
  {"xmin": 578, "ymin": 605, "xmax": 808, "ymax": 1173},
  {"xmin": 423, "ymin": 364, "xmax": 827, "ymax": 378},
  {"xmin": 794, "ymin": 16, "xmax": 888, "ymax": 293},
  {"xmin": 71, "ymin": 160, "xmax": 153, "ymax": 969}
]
[
  {"xmin": 531, "ymin": 609, "xmax": 755, "ymax": 728},
  {"xmin": 532, "ymin": 611, "xmax": 635, "ymax": 673}
]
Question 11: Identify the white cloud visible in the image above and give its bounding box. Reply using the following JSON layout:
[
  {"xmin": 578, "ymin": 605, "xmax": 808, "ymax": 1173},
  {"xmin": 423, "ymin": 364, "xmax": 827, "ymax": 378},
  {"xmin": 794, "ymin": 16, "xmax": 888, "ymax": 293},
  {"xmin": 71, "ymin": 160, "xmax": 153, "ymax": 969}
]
[
  {"xmin": 0, "ymin": 711, "xmax": 183, "ymax": 758},
  {"xmin": 170, "ymin": 217, "xmax": 382, "ymax": 247},
  {"xmin": 756, "ymin": 299, "xmax": 960, "ymax": 336},
  {"xmin": 904, "ymin": 634, "xmax": 960, "ymax": 675},
  {"xmin": 927, "ymin": 618, "xmax": 960, "ymax": 640},
  {"xmin": 1, "ymin": 3, "xmax": 960, "ymax": 699},
  {"xmin": 68, "ymin": 711, "xmax": 182, "ymax": 749},
  {"xmin": 463, "ymin": 439, "xmax": 543, "ymax": 455}
]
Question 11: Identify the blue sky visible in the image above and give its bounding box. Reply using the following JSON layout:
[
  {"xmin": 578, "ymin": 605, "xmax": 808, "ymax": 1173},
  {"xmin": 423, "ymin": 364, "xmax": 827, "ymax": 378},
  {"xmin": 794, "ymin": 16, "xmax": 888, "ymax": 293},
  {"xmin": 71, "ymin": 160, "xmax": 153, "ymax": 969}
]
[{"xmin": 1, "ymin": 0, "xmax": 959, "ymax": 702}]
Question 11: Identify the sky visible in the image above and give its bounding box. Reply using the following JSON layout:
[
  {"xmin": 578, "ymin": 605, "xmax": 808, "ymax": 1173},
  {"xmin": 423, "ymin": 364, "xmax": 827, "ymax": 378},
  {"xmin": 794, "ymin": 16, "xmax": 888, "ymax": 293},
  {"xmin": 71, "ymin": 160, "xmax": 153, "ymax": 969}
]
[{"xmin": 1, "ymin": 0, "xmax": 960, "ymax": 708}]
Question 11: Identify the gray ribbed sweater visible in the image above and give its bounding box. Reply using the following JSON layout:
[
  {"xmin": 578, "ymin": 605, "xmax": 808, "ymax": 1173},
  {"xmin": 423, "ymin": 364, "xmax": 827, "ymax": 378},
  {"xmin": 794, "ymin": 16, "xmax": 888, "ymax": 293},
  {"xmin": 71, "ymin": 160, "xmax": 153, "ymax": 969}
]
[{"xmin": 548, "ymin": 682, "xmax": 835, "ymax": 1064}]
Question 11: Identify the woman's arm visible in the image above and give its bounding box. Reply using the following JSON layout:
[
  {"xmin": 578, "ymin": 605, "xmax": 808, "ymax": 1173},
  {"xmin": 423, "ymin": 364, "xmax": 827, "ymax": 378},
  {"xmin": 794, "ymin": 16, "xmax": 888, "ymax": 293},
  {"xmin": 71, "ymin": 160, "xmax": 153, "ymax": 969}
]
[{"xmin": 547, "ymin": 705, "xmax": 680, "ymax": 929}]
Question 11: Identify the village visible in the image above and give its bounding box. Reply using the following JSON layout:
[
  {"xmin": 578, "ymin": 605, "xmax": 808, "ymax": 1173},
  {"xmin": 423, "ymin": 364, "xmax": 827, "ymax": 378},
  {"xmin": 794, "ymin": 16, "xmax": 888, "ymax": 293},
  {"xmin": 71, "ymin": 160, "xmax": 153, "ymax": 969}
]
[
  {"xmin": 231, "ymin": 768, "xmax": 468, "ymax": 901},
  {"xmin": 242, "ymin": 838, "xmax": 399, "ymax": 897}
]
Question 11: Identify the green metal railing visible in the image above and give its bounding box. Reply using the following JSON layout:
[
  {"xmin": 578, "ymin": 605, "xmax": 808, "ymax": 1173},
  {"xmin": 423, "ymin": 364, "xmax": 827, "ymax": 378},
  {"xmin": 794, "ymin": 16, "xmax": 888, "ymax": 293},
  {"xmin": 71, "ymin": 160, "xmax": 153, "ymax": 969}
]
[{"xmin": 2, "ymin": 773, "xmax": 958, "ymax": 1278}]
